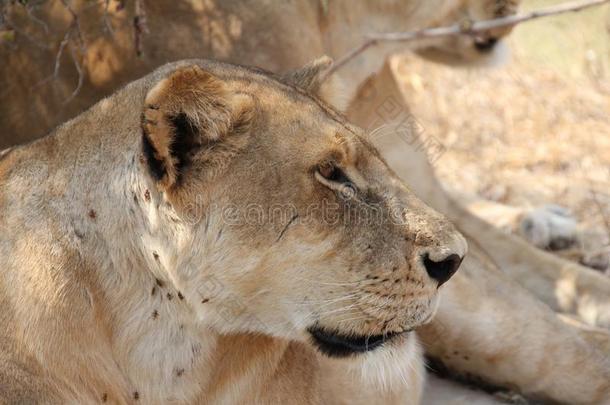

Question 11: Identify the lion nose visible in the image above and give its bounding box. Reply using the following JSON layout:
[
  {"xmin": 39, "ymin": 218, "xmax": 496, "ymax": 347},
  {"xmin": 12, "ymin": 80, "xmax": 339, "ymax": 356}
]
[
  {"xmin": 474, "ymin": 37, "xmax": 498, "ymax": 52},
  {"xmin": 422, "ymin": 253, "xmax": 463, "ymax": 287}
]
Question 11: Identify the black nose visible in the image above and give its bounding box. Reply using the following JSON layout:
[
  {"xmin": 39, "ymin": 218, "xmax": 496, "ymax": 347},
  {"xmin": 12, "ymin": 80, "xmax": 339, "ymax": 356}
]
[
  {"xmin": 474, "ymin": 37, "xmax": 498, "ymax": 52},
  {"xmin": 423, "ymin": 253, "xmax": 463, "ymax": 287}
]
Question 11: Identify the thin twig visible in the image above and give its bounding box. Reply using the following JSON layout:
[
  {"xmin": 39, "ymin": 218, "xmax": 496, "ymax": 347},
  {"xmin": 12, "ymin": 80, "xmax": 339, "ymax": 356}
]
[
  {"xmin": 590, "ymin": 187, "xmax": 610, "ymax": 246},
  {"xmin": 29, "ymin": 26, "xmax": 71, "ymax": 91},
  {"xmin": 61, "ymin": 0, "xmax": 86, "ymax": 53},
  {"xmin": 53, "ymin": 28, "xmax": 71, "ymax": 79},
  {"xmin": 102, "ymin": 0, "xmax": 114, "ymax": 36},
  {"xmin": 64, "ymin": 42, "xmax": 84, "ymax": 105},
  {"xmin": 49, "ymin": 0, "xmax": 87, "ymax": 103},
  {"xmin": 25, "ymin": 2, "xmax": 49, "ymax": 34},
  {"xmin": 31, "ymin": 23, "xmax": 70, "ymax": 92},
  {"xmin": 2, "ymin": 16, "xmax": 51, "ymax": 50},
  {"xmin": 326, "ymin": 0, "xmax": 610, "ymax": 78},
  {"xmin": 590, "ymin": 187, "xmax": 610, "ymax": 275},
  {"xmin": 24, "ymin": 0, "xmax": 92, "ymax": 96},
  {"xmin": 133, "ymin": 0, "xmax": 148, "ymax": 57}
]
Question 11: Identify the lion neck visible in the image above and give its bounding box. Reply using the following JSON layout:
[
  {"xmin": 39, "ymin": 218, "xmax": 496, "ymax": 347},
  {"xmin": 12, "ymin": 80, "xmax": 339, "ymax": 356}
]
[
  {"xmin": 320, "ymin": 0, "xmax": 463, "ymax": 105},
  {"xmin": 49, "ymin": 118, "xmax": 311, "ymax": 402},
  {"xmin": 89, "ymin": 160, "xmax": 317, "ymax": 403},
  {"xmin": 8, "ymin": 96, "xmax": 230, "ymax": 401}
]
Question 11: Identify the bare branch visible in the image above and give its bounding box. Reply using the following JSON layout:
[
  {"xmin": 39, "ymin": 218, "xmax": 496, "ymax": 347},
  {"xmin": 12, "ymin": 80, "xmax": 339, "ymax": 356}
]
[
  {"xmin": 32, "ymin": 26, "xmax": 65, "ymax": 88},
  {"xmin": 60, "ymin": 0, "xmax": 86, "ymax": 53},
  {"xmin": 2, "ymin": 11, "xmax": 51, "ymax": 50},
  {"xmin": 326, "ymin": 0, "xmax": 610, "ymax": 78},
  {"xmin": 32, "ymin": 0, "xmax": 87, "ymax": 97},
  {"xmin": 25, "ymin": 2, "xmax": 49, "ymax": 34},
  {"xmin": 589, "ymin": 186, "xmax": 610, "ymax": 275},
  {"xmin": 133, "ymin": 0, "xmax": 148, "ymax": 57},
  {"xmin": 29, "ymin": 26, "xmax": 71, "ymax": 92},
  {"xmin": 102, "ymin": 0, "xmax": 114, "ymax": 36},
  {"xmin": 591, "ymin": 188, "xmax": 610, "ymax": 247},
  {"xmin": 64, "ymin": 42, "xmax": 84, "ymax": 105},
  {"xmin": 55, "ymin": 29, "xmax": 71, "ymax": 76},
  {"xmin": 38, "ymin": 0, "xmax": 86, "ymax": 103}
]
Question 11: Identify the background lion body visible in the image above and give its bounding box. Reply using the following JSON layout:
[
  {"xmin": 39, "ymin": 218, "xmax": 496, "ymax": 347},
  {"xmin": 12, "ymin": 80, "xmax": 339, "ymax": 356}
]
[{"xmin": 0, "ymin": 0, "xmax": 512, "ymax": 148}]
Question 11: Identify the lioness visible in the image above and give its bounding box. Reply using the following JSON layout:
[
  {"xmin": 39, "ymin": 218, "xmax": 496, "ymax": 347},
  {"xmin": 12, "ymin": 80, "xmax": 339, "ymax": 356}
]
[
  {"xmin": 5, "ymin": 0, "xmax": 610, "ymax": 403},
  {"xmin": 0, "ymin": 59, "xmax": 467, "ymax": 403}
]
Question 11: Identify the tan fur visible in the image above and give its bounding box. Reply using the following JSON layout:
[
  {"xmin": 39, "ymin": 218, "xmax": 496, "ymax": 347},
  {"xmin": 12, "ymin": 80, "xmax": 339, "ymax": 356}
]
[{"xmin": 0, "ymin": 60, "xmax": 467, "ymax": 404}]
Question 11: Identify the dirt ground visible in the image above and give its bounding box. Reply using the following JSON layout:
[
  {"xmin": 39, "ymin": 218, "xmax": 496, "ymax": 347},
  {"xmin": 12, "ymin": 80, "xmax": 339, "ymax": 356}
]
[{"xmin": 394, "ymin": 2, "xmax": 610, "ymax": 274}]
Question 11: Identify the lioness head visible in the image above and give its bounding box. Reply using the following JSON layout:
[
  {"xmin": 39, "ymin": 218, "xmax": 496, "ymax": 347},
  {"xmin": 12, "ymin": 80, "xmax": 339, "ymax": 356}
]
[
  {"xmin": 416, "ymin": 0, "xmax": 520, "ymax": 66},
  {"xmin": 141, "ymin": 58, "xmax": 466, "ymax": 357}
]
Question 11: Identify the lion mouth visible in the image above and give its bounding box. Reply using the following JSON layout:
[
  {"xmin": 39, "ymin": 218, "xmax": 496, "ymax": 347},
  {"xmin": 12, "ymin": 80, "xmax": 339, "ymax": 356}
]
[{"xmin": 307, "ymin": 326, "xmax": 402, "ymax": 357}]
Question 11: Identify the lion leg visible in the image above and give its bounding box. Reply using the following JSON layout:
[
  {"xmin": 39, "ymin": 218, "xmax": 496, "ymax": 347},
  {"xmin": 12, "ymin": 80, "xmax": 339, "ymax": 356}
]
[
  {"xmin": 417, "ymin": 244, "xmax": 610, "ymax": 404},
  {"xmin": 422, "ymin": 374, "xmax": 508, "ymax": 405},
  {"xmin": 453, "ymin": 194, "xmax": 578, "ymax": 251},
  {"xmin": 348, "ymin": 59, "xmax": 610, "ymax": 328},
  {"xmin": 558, "ymin": 314, "xmax": 610, "ymax": 354},
  {"xmin": 448, "ymin": 203, "xmax": 610, "ymax": 328}
]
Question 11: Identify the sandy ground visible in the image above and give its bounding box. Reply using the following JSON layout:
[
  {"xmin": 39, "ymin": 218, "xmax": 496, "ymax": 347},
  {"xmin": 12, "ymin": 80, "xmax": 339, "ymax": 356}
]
[
  {"xmin": 394, "ymin": 32, "xmax": 610, "ymax": 273},
  {"xmin": 392, "ymin": 0, "xmax": 610, "ymax": 273}
]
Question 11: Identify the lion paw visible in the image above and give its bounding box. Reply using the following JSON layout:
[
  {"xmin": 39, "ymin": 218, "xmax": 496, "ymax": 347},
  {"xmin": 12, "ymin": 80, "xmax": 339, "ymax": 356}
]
[{"xmin": 519, "ymin": 204, "xmax": 578, "ymax": 250}]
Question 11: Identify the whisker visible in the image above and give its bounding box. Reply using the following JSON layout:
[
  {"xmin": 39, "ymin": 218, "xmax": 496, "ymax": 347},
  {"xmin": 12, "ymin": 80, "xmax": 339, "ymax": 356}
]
[
  {"xmin": 292, "ymin": 294, "xmax": 361, "ymax": 311},
  {"xmin": 291, "ymin": 276, "xmax": 371, "ymax": 287},
  {"xmin": 315, "ymin": 303, "xmax": 360, "ymax": 318}
]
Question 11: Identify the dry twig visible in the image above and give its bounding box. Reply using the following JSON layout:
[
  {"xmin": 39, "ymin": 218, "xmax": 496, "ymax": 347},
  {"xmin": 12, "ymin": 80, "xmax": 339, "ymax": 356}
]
[
  {"xmin": 31, "ymin": 27, "xmax": 71, "ymax": 90},
  {"xmin": 133, "ymin": 0, "xmax": 148, "ymax": 57},
  {"xmin": 24, "ymin": 1, "xmax": 49, "ymax": 34},
  {"xmin": 591, "ymin": 188, "xmax": 610, "ymax": 246},
  {"xmin": 64, "ymin": 42, "xmax": 84, "ymax": 104},
  {"xmin": 589, "ymin": 187, "xmax": 610, "ymax": 274},
  {"xmin": 102, "ymin": 0, "xmax": 115, "ymax": 36},
  {"xmin": 60, "ymin": 0, "xmax": 85, "ymax": 52},
  {"xmin": 30, "ymin": 0, "xmax": 88, "ymax": 101},
  {"xmin": 326, "ymin": 0, "xmax": 610, "ymax": 78},
  {"xmin": 2, "ymin": 7, "xmax": 50, "ymax": 50}
]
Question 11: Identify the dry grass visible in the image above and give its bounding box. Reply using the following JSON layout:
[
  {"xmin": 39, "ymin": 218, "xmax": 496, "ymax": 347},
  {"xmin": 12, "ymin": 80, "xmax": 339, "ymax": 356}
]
[{"xmin": 394, "ymin": 7, "xmax": 610, "ymax": 271}]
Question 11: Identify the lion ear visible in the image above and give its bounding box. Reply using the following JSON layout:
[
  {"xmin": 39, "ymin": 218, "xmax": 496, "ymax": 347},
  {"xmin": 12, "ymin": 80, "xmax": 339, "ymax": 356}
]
[
  {"xmin": 281, "ymin": 56, "xmax": 350, "ymax": 112},
  {"xmin": 141, "ymin": 65, "xmax": 253, "ymax": 190}
]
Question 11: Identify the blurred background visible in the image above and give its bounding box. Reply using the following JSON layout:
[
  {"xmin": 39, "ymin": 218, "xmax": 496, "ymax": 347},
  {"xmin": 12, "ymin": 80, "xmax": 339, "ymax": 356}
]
[
  {"xmin": 1, "ymin": 0, "xmax": 609, "ymax": 274},
  {"xmin": 395, "ymin": 0, "xmax": 610, "ymax": 274}
]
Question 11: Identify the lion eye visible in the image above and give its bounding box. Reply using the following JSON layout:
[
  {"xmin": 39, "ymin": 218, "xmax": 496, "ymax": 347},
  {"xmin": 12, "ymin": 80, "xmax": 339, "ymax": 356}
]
[{"xmin": 317, "ymin": 162, "xmax": 349, "ymax": 184}]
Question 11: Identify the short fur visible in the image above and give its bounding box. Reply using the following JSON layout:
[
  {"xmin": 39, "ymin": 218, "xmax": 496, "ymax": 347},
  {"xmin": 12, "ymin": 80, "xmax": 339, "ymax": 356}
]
[{"xmin": 0, "ymin": 59, "xmax": 467, "ymax": 404}]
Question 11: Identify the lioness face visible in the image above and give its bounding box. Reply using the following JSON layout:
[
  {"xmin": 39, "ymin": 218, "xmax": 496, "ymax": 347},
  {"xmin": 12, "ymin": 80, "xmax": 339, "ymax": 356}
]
[
  {"xmin": 142, "ymin": 59, "xmax": 466, "ymax": 357},
  {"xmin": 416, "ymin": 0, "xmax": 520, "ymax": 66}
]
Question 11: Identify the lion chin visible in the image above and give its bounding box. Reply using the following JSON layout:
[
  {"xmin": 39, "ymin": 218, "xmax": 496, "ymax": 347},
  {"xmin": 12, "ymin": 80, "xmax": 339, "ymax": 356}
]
[{"xmin": 308, "ymin": 326, "xmax": 407, "ymax": 357}]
